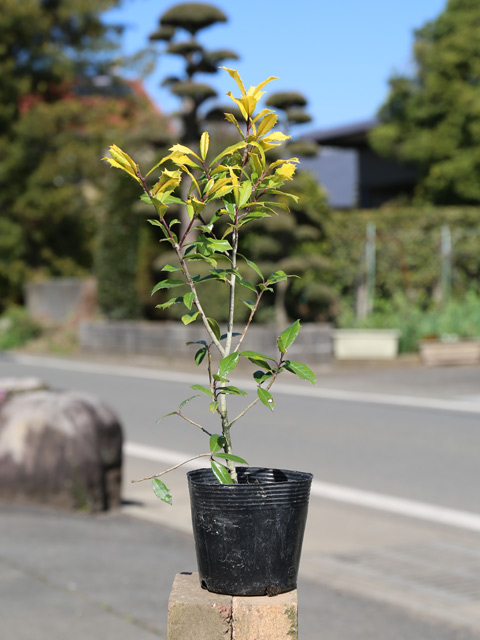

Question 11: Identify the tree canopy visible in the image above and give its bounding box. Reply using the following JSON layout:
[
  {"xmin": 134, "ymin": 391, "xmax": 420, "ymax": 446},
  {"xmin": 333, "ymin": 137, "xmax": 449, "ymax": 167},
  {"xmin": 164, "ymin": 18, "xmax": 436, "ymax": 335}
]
[
  {"xmin": 0, "ymin": 0, "xmax": 170, "ymax": 312},
  {"xmin": 370, "ymin": 0, "xmax": 480, "ymax": 204}
]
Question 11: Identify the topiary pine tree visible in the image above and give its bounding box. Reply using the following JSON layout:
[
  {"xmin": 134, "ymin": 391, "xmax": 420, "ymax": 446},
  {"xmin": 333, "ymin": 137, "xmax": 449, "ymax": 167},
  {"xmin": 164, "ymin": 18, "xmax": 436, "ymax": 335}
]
[
  {"xmin": 265, "ymin": 91, "xmax": 318, "ymax": 158},
  {"xmin": 149, "ymin": 2, "xmax": 239, "ymax": 144},
  {"xmin": 370, "ymin": 0, "xmax": 480, "ymax": 205}
]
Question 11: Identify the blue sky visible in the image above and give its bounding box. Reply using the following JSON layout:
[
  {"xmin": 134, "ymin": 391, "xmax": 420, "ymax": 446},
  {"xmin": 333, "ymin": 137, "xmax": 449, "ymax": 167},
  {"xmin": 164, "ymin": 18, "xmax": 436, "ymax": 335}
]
[{"xmin": 105, "ymin": 0, "xmax": 447, "ymax": 132}]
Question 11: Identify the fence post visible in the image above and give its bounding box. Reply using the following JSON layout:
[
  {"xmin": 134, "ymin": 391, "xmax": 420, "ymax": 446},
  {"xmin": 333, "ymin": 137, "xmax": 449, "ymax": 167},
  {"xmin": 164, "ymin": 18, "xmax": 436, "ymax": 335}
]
[{"xmin": 440, "ymin": 224, "xmax": 452, "ymax": 304}]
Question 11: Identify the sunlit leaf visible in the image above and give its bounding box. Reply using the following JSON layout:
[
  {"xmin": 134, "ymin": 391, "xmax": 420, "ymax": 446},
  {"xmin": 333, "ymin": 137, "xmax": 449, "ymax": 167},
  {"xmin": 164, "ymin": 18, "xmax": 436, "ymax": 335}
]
[
  {"xmin": 284, "ymin": 360, "xmax": 316, "ymax": 385},
  {"xmin": 211, "ymin": 459, "xmax": 233, "ymax": 484},
  {"xmin": 191, "ymin": 384, "xmax": 213, "ymax": 397},
  {"xmin": 207, "ymin": 318, "xmax": 221, "ymax": 341},
  {"xmin": 152, "ymin": 478, "xmax": 172, "ymax": 505},
  {"xmin": 257, "ymin": 387, "xmax": 275, "ymax": 411},
  {"xmin": 181, "ymin": 311, "xmax": 199, "ymax": 325},
  {"xmin": 209, "ymin": 434, "xmax": 226, "ymax": 453},
  {"xmin": 183, "ymin": 291, "xmax": 195, "ymax": 310},
  {"xmin": 151, "ymin": 280, "xmax": 184, "ymax": 295},
  {"xmin": 179, "ymin": 395, "xmax": 200, "ymax": 409},
  {"xmin": 216, "ymin": 385, "xmax": 248, "ymax": 396},
  {"xmin": 218, "ymin": 352, "xmax": 240, "ymax": 379},
  {"xmin": 277, "ymin": 320, "xmax": 301, "ymax": 353},
  {"xmin": 214, "ymin": 453, "xmax": 248, "ymax": 464},
  {"xmin": 200, "ymin": 131, "xmax": 209, "ymax": 161},
  {"xmin": 155, "ymin": 296, "xmax": 183, "ymax": 310}
]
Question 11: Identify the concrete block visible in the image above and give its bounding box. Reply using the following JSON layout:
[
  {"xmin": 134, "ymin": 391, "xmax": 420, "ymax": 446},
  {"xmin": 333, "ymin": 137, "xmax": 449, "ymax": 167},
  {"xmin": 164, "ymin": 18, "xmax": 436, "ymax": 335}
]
[
  {"xmin": 167, "ymin": 572, "xmax": 298, "ymax": 640},
  {"xmin": 232, "ymin": 591, "xmax": 298, "ymax": 639},
  {"xmin": 167, "ymin": 573, "xmax": 232, "ymax": 639}
]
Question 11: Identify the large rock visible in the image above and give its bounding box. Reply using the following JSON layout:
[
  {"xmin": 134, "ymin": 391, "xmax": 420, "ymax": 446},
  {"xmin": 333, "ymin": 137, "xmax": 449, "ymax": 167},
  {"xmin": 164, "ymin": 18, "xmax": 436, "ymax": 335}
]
[{"xmin": 0, "ymin": 390, "xmax": 123, "ymax": 512}]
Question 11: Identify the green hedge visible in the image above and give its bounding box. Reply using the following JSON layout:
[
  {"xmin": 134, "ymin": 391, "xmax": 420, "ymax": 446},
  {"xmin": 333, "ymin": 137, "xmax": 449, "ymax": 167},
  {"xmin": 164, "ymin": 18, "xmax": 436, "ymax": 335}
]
[{"xmin": 324, "ymin": 206, "xmax": 480, "ymax": 306}]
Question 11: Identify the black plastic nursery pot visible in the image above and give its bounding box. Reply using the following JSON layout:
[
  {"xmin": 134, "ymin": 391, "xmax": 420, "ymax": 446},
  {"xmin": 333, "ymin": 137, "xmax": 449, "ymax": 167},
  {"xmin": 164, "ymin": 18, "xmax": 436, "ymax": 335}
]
[{"xmin": 187, "ymin": 466, "xmax": 313, "ymax": 596}]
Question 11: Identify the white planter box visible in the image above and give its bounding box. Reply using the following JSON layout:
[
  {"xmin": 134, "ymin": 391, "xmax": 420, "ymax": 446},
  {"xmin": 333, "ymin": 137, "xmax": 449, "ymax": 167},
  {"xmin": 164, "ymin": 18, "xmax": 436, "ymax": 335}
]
[
  {"xmin": 333, "ymin": 329, "xmax": 400, "ymax": 360},
  {"xmin": 419, "ymin": 339, "xmax": 480, "ymax": 366}
]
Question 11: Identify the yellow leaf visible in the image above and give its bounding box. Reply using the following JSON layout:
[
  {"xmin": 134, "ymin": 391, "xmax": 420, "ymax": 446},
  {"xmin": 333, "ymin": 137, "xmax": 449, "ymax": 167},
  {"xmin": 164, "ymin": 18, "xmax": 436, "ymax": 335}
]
[
  {"xmin": 170, "ymin": 143, "xmax": 199, "ymax": 158},
  {"xmin": 108, "ymin": 144, "xmax": 137, "ymax": 173},
  {"xmin": 224, "ymin": 113, "xmax": 245, "ymax": 139},
  {"xmin": 256, "ymin": 113, "xmax": 278, "ymax": 138},
  {"xmin": 229, "ymin": 167, "xmax": 240, "ymax": 204},
  {"xmin": 220, "ymin": 67, "xmax": 246, "ymax": 96},
  {"xmin": 102, "ymin": 155, "xmax": 142, "ymax": 185},
  {"xmin": 275, "ymin": 163, "xmax": 297, "ymax": 180},
  {"xmin": 247, "ymin": 76, "xmax": 278, "ymax": 100},
  {"xmin": 269, "ymin": 157, "xmax": 299, "ymax": 171},
  {"xmin": 200, "ymin": 132, "xmax": 209, "ymax": 161},
  {"xmin": 262, "ymin": 131, "xmax": 291, "ymax": 144},
  {"xmin": 237, "ymin": 95, "xmax": 258, "ymax": 118},
  {"xmin": 253, "ymin": 108, "xmax": 275, "ymax": 123},
  {"xmin": 226, "ymin": 92, "xmax": 248, "ymax": 119},
  {"xmin": 151, "ymin": 169, "xmax": 182, "ymax": 198}
]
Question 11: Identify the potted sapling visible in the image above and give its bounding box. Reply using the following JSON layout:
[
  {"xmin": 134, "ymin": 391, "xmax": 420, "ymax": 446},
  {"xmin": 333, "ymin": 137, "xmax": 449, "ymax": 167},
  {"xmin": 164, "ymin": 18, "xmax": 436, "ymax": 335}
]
[{"xmin": 103, "ymin": 67, "xmax": 316, "ymax": 596}]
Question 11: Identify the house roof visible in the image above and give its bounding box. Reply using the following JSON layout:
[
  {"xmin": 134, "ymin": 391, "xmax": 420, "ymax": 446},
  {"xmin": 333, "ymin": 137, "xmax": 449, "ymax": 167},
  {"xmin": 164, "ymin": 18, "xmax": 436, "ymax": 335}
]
[{"xmin": 306, "ymin": 118, "xmax": 379, "ymax": 148}]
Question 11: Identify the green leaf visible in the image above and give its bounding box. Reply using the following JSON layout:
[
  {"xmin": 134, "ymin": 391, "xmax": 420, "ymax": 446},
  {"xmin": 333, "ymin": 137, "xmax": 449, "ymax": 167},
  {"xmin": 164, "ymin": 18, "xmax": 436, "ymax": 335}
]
[
  {"xmin": 181, "ymin": 311, "xmax": 199, "ymax": 325},
  {"xmin": 152, "ymin": 478, "xmax": 172, "ymax": 505},
  {"xmin": 211, "ymin": 459, "xmax": 233, "ymax": 484},
  {"xmin": 243, "ymin": 257, "xmax": 264, "ymax": 280},
  {"xmin": 284, "ymin": 360, "xmax": 317, "ymax": 385},
  {"xmin": 207, "ymin": 238, "xmax": 232, "ymax": 253},
  {"xmin": 209, "ymin": 434, "xmax": 226, "ymax": 453},
  {"xmin": 191, "ymin": 384, "xmax": 213, "ymax": 398},
  {"xmin": 218, "ymin": 352, "xmax": 240, "ymax": 379},
  {"xmin": 235, "ymin": 276, "xmax": 257, "ymax": 293},
  {"xmin": 277, "ymin": 319, "xmax": 301, "ymax": 354},
  {"xmin": 194, "ymin": 347, "xmax": 207, "ymax": 366},
  {"xmin": 266, "ymin": 269, "xmax": 289, "ymax": 285},
  {"xmin": 214, "ymin": 453, "xmax": 248, "ymax": 464},
  {"xmin": 207, "ymin": 318, "xmax": 221, "ymax": 341},
  {"xmin": 257, "ymin": 387, "xmax": 275, "ymax": 411},
  {"xmin": 240, "ymin": 350, "xmax": 276, "ymax": 369},
  {"xmin": 151, "ymin": 279, "xmax": 185, "ymax": 295},
  {"xmin": 216, "ymin": 385, "xmax": 248, "ymax": 396},
  {"xmin": 183, "ymin": 291, "xmax": 195, "ymax": 310},
  {"xmin": 155, "ymin": 296, "xmax": 183, "ymax": 310},
  {"xmin": 157, "ymin": 411, "xmax": 178, "ymax": 422},
  {"xmin": 162, "ymin": 264, "xmax": 180, "ymax": 272},
  {"xmin": 209, "ymin": 400, "xmax": 219, "ymax": 413},
  {"xmin": 253, "ymin": 370, "xmax": 273, "ymax": 384},
  {"xmin": 238, "ymin": 181, "xmax": 253, "ymax": 207},
  {"xmin": 241, "ymin": 299, "xmax": 255, "ymax": 310},
  {"xmin": 179, "ymin": 395, "xmax": 200, "ymax": 410}
]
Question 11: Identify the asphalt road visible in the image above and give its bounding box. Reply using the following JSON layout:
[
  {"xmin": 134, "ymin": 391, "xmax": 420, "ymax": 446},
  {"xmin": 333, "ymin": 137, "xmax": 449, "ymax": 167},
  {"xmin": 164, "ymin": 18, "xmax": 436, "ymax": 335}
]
[
  {"xmin": 1, "ymin": 352, "xmax": 479, "ymax": 513},
  {"xmin": 2, "ymin": 352, "xmax": 480, "ymax": 638}
]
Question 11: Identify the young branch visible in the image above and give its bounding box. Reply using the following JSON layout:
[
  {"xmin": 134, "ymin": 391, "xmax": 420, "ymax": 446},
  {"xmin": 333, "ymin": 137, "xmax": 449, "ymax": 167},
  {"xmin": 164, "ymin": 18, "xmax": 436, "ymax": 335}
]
[{"xmin": 131, "ymin": 453, "xmax": 211, "ymax": 483}]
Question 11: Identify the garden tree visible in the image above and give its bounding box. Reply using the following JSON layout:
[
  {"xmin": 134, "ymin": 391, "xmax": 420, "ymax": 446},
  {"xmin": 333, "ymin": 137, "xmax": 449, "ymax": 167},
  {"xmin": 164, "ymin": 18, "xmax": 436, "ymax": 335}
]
[
  {"xmin": 0, "ymin": 0, "xmax": 121, "ymax": 309},
  {"xmin": 370, "ymin": 0, "xmax": 480, "ymax": 204},
  {"xmin": 149, "ymin": 2, "xmax": 239, "ymax": 143},
  {"xmin": 265, "ymin": 91, "xmax": 318, "ymax": 158},
  {"xmin": 149, "ymin": 3, "xmax": 239, "ymax": 235},
  {"xmin": 95, "ymin": 95, "xmax": 172, "ymax": 320},
  {"xmin": 240, "ymin": 171, "xmax": 334, "ymax": 325},
  {"xmin": 0, "ymin": 0, "xmax": 171, "ymax": 317}
]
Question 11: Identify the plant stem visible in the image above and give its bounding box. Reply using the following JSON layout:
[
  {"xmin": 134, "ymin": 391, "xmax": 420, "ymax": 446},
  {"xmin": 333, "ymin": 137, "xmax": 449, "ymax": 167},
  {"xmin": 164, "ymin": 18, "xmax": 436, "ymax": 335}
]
[{"xmin": 131, "ymin": 453, "xmax": 211, "ymax": 483}]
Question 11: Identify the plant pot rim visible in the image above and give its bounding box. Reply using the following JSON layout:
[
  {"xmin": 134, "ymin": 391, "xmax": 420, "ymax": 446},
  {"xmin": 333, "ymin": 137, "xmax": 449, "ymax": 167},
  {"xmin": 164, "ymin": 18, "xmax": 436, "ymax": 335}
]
[{"xmin": 187, "ymin": 466, "xmax": 313, "ymax": 487}]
